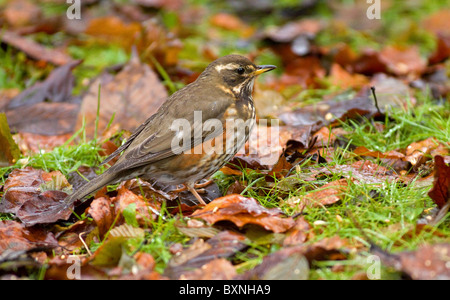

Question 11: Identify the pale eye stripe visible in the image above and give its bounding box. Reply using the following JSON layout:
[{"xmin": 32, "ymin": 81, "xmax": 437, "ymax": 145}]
[{"xmin": 215, "ymin": 63, "xmax": 240, "ymax": 72}]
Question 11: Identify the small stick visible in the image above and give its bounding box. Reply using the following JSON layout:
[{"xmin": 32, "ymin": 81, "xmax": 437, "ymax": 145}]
[
  {"xmin": 79, "ymin": 232, "xmax": 92, "ymax": 256},
  {"xmin": 370, "ymin": 86, "xmax": 382, "ymax": 115}
]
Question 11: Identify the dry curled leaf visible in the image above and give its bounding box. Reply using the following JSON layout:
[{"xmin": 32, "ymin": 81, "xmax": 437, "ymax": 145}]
[{"xmin": 191, "ymin": 194, "xmax": 295, "ymax": 233}]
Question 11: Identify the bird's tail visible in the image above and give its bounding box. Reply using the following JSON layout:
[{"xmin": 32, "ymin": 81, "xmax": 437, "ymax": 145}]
[{"xmin": 64, "ymin": 169, "xmax": 118, "ymax": 207}]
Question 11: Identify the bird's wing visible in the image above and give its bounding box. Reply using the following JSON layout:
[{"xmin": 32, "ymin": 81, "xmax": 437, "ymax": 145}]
[
  {"xmin": 100, "ymin": 113, "xmax": 156, "ymax": 166},
  {"xmin": 106, "ymin": 84, "xmax": 234, "ymax": 171}
]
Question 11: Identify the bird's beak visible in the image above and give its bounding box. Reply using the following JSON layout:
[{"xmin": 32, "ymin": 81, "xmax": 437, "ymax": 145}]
[{"xmin": 253, "ymin": 65, "xmax": 277, "ymax": 76}]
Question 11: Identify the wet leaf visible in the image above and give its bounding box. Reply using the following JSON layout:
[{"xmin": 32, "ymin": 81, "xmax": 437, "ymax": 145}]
[
  {"xmin": 353, "ymin": 146, "xmax": 405, "ymax": 160},
  {"xmin": 0, "ymin": 167, "xmax": 73, "ymax": 226},
  {"xmin": 428, "ymin": 155, "xmax": 450, "ymax": 209},
  {"xmin": 285, "ymin": 179, "xmax": 349, "ymax": 212},
  {"xmin": 278, "ymin": 95, "xmax": 377, "ymax": 130},
  {"xmin": 239, "ymin": 249, "xmax": 309, "ymax": 280},
  {"xmin": 0, "ymin": 220, "xmax": 58, "ymax": 253},
  {"xmin": 113, "ymin": 185, "xmax": 161, "ymax": 226},
  {"xmin": 373, "ymin": 243, "xmax": 450, "ymax": 280},
  {"xmin": 165, "ymin": 230, "xmax": 246, "ymax": 279},
  {"xmin": 405, "ymin": 137, "xmax": 448, "ymax": 168},
  {"xmin": 88, "ymin": 196, "xmax": 116, "ymax": 237},
  {"xmin": 317, "ymin": 160, "xmax": 399, "ymax": 185},
  {"xmin": 283, "ymin": 216, "xmax": 312, "ymax": 246},
  {"xmin": 398, "ymin": 243, "xmax": 450, "ymax": 280},
  {"xmin": 191, "ymin": 194, "xmax": 295, "ymax": 233}
]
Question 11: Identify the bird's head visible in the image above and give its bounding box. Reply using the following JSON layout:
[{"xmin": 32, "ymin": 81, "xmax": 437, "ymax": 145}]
[{"xmin": 201, "ymin": 54, "xmax": 276, "ymax": 96}]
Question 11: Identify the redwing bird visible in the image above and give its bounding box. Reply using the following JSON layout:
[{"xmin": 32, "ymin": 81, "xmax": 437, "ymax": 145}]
[{"xmin": 64, "ymin": 54, "xmax": 276, "ymax": 206}]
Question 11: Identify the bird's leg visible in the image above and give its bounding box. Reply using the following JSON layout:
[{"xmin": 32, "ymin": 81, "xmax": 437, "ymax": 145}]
[
  {"xmin": 194, "ymin": 179, "xmax": 214, "ymax": 189},
  {"xmin": 171, "ymin": 185, "xmax": 188, "ymax": 193},
  {"xmin": 186, "ymin": 184, "xmax": 207, "ymax": 206}
]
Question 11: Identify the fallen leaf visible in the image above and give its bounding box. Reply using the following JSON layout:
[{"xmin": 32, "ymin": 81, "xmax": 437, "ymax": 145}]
[
  {"xmin": 316, "ymin": 160, "xmax": 398, "ymax": 185},
  {"xmin": 5, "ymin": 60, "xmax": 81, "ymax": 135},
  {"xmin": 286, "ymin": 179, "xmax": 349, "ymax": 211},
  {"xmin": 267, "ymin": 152, "xmax": 292, "ymax": 178},
  {"xmin": 85, "ymin": 16, "xmax": 142, "ymax": 49},
  {"xmin": 239, "ymin": 235, "xmax": 355, "ymax": 280},
  {"xmin": 378, "ymin": 45, "xmax": 426, "ymax": 76},
  {"xmin": 6, "ymin": 102, "xmax": 79, "ymax": 136},
  {"xmin": 278, "ymin": 95, "xmax": 377, "ymax": 130},
  {"xmin": 238, "ymin": 249, "xmax": 309, "ymax": 280},
  {"xmin": 178, "ymin": 258, "xmax": 237, "ymax": 280},
  {"xmin": 225, "ymin": 180, "xmax": 246, "ymax": 195},
  {"xmin": 370, "ymin": 73, "xmax": 415, "ymax": 110},
  {"xmin": 191, "ymin": 194, "xmax": 295, "ymax": 233},
  {"xmin": 283, "ymin": 216, "xmax": 312, "ymax": 246},
  {"xmin": 264, "ymin": 18, "xmax": 322, "ymax": 43},
  {"xmin": 53, "ymin": 220, "xmax": 96, "ymax": 252},
  {"xmin": 13, "ymin": 132, "xmax": 72, "ymax": 155},
  {"xmin": 165, "ymin": 230, "xmax": 247, "ymax": 279},
  {"xmin": 88, "ymin": 196, "xmax": 116, "ymax": 237},
  {"xmin": 0, "ymin": 30, "xmax": 74, "ymax": 66},
  {"xmin": 16, "ymin": 190, "xmax": 71, "ymax": 226},
  {"xmin": 76, "ymin": 53, "xmax": 168, "ymax": 139},
  {"xmin": 372, "ymin": 243, "xmax": 450, "ymax": 280},
  {"xmin": 429, "ymin": 34, "xmax": 450, "ymax": 64},
  {"xmin": 422, "ymin": 9, "xmax": 450, "ymax": 35},
  {"xmin": 405, "ymin": 137, "xmax": 447, "ymax": 169},
  {"xmin": 0, "ymin": 167, "xmax": 49, "ymax": 214},
  {"xmin": 7, "ymin": 61, "xmax": 80, "ymax": 110},
  {"xmin": 3, "ymin": 0, "xmax": 41, "ymax": 28},
  {"xmin": 329, "ymin": 63, "xmax": 369, "ymax": 89},
  {"xmin": 0, "ymin": 220, "xmax": 58, "ymax": 253},
  {"xmin": 0, "ymin": 113, "xmax": 21, "ymax": 166},
  {"xmin": 210, "ymin": 13, "xmax": 254, "ymax": 37},
  {"xmin": 0, "ymin": 167, "xmax": 73, "ymax": 226},
  {"xmin": 113, "ymin": 185, "xmax": 160, "ymax": 226},
  {"xmin": 353, "ymin": 146, "xmax": 405, "ymax": 160},
  {"xmin": 428, "ymin": 155, "xmax": 450, "ymax": 209},
  {"xmin": 398, "ymin": 243, "xmax": 450, "ymax": 280}
]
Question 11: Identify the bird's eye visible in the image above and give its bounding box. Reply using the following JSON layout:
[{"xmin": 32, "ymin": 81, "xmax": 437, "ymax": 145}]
[{"xmin": 237, "ymin": 67, "xmax": 245, "ymax": 75}]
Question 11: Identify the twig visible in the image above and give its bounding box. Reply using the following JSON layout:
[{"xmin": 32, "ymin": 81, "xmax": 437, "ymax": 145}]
[
  {"xmin": 370, "ymin": 86, "xmax": 382, "ymax": 115},
  {"xmin": 79, "ymin": 232, "xmax": 92, "ymax": 256}
]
